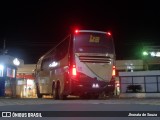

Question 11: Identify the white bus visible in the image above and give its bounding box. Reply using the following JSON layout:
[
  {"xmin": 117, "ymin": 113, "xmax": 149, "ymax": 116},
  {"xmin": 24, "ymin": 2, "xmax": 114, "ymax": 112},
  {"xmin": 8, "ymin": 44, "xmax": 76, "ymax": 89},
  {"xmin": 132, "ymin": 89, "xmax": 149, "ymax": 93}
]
[{"xmin": 35, "ymin": 29, "xmax": 116, "ymax": 99}]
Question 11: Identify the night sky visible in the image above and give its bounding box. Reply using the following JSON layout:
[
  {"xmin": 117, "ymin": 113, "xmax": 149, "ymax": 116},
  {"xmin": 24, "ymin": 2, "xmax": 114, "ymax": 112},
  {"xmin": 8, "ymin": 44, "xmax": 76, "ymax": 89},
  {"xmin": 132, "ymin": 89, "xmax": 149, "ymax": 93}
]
[{"xmin": 0, "ymin": 1, "xmax": 160, "ymax": 64}]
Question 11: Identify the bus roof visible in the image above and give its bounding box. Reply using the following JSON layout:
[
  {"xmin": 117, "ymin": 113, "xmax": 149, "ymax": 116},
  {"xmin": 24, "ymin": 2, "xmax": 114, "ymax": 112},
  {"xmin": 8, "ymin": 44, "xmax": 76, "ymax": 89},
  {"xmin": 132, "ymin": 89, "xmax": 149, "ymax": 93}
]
[
  {"xmin": 77, "ymin": 30, "xmax": 107, "ymax": 34},
  {"xmin": 38, "ymin": 30, "xmax": 111, "ymax": 62}
]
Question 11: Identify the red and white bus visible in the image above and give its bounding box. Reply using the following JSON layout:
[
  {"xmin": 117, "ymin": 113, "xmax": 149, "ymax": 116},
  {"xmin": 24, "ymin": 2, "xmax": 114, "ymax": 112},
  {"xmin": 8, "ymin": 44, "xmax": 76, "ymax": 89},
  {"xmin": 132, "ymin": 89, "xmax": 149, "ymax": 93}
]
[{"xmin": 35, "ymin": 29, "xmax": 116, "ymax": 99}]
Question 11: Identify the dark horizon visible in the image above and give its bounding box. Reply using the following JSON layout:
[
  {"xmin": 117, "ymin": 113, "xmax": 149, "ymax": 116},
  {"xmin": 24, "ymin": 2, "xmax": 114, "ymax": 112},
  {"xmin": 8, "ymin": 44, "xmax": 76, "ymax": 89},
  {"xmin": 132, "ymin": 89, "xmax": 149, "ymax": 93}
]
[{"xmin": 0, "ymin": 1, "xmax": 160, "ymax": 64}]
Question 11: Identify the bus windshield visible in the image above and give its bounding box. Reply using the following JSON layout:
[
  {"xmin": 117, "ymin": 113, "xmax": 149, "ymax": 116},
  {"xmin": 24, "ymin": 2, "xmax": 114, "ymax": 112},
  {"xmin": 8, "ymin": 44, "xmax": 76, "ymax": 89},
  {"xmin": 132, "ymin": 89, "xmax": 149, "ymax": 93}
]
[{"xmin": 74, "ymin": 32, "xmax": 114, "ymax": 53}]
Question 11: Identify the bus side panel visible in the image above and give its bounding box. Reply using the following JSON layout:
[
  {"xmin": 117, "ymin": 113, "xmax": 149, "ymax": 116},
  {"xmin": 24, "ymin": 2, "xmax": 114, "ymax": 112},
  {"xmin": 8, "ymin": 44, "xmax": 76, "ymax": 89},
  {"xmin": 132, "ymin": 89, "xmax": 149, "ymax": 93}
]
[
  {"xmin": 48, "ymin": 35, "xmax": 71, "ymax": 96},
  {"xmin": 37, "ymin": 71, "xmax": 50, "ymax": 94},
  {"xmin": 49, "ymin": 52, "xmax": 70, "ymax": 94}
]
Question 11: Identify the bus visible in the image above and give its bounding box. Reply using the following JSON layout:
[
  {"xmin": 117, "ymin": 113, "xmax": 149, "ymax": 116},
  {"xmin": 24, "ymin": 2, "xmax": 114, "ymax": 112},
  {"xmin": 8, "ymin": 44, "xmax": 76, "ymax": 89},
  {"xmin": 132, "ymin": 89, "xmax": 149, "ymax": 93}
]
[{"xmin": 35, "ymin": 29, "xmax": 116, "ymax": 99}]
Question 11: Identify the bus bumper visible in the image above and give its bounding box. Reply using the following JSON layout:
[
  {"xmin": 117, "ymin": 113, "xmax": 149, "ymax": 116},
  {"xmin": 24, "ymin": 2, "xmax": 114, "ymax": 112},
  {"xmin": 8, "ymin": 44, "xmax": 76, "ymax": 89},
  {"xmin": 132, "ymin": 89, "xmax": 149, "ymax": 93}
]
[{"xmin": 70, "ymin": 79, "xmax": 114, "ymax": 96}]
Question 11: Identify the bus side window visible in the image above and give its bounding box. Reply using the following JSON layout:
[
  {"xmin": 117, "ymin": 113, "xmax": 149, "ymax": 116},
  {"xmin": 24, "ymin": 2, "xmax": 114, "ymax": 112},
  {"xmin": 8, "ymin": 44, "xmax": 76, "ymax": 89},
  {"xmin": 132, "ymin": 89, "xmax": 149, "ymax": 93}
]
[
  {"xmin": 36, "ymin": 60, "xmax": 41, "ymax": 72},
  {"xmin": 56, "ymin": 38, "xmax": 69, "ymax": 61},
  {"xmin": 41, "ymin": 58, "xmax": 50, "ymax": 70},
  {"xmin": 40, "ymin": 47, "xmax": 57, "ymax": 71},
  {"xmin": 41, "ymin": 59, "xmax": 45, "ymax": 70}
]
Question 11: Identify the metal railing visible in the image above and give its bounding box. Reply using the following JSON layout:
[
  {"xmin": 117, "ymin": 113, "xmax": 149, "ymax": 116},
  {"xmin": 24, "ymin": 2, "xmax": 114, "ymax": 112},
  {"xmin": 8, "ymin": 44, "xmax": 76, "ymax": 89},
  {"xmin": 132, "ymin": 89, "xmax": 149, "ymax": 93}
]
[{"xmin": 119, "ymin": 75, "xmax": 160, "ymax": 93}]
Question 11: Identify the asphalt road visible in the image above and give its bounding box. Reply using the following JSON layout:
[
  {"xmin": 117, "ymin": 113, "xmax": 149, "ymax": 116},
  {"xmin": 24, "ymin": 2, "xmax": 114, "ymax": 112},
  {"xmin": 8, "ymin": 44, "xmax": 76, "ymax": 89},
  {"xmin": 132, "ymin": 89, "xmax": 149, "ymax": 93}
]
[{"xmin": 0, "ymin": 98, "xmax": 160, "ymax": 120}]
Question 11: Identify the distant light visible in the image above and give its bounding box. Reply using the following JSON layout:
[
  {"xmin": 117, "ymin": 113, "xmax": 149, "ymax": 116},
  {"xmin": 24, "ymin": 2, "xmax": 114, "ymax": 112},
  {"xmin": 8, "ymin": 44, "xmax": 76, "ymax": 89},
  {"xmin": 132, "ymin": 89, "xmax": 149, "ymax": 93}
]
[
  {"xmin": 150, "ymin": 52, "xmax": 160, "ymax": 57},
  {"xmin": 107, "ymin": 32, "xmax": 111, "ymax": 36},
  {"xmin": 143, "ymin": 51, "xmax": 148, "ymax": 56},
  {"xmin": 150, "ymin": 52, "xmax": 156, "ymax": 57},
  {"xmin": 156, "ymin": 52, "xmax": 160, "ymax": 57},
  {"xmin": 13, "ymin": 58, "xmax": 20, "ymax": 66},
  {"xmin": 75, "ymin": 29, "xmax": 79, "ymax": 34},
  {"xmin": 0, "ymin": 64, "xmax": 4, "ymax": 70},
  {"xmin": 27, "ymin": 79, "xmax": 34, "ymax": 86},
  {"xmin": 0, "ymin": 64, "xmax": 4, "ymax": 77}
]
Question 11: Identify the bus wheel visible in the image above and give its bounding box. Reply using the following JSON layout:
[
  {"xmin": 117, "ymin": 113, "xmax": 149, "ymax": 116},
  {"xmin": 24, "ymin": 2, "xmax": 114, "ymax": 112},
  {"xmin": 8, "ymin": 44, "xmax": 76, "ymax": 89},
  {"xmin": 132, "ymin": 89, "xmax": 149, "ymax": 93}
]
[
  {"xmin": 57, "ymin": 94, "xmax": 67, "ymax": 100},
  {"xmin": 99, "ymin": 91, "xmax": 106, "ymax": 99},
  {"xmin": 55, "ymin": 81, "xmax": 67, "ymax": 100},
  {"xmin": 55, "ymin": 82, "xmax": 60, "ymax": 100},
  {"xmin": 37, "ymin": 93, "xmax": 43, "ymax": 98},
  {"xmin": 36, "ymin": 84, "xmax": 43, "ymax": 98},
  {"xmin": 52, "ymin": 82, "xmax": 56, "ymax": 99},
  {"xmin": 61, "ymin": 95, "xmax": 67, "ymax": 100},
  {"xmin": 108, "ymin": 92, "xmax": 114, "ymax": 98}
]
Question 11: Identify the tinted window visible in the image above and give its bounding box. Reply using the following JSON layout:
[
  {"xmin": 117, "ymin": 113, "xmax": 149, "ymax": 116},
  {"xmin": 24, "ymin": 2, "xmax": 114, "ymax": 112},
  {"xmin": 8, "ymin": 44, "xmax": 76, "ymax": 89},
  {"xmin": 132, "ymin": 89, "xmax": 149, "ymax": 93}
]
[
  {"xmin": 74, "ymin": 32, "xmax": 114, "ymax": 53},
  {"xmin": 41, "ymin": 36, "xmax": 70, "ymax": 70}
]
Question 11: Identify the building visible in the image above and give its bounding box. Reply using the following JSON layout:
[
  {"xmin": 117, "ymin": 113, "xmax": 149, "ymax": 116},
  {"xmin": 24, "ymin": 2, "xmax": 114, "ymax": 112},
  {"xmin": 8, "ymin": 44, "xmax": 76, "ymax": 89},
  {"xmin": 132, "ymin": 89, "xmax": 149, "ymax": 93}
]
[
  {"xmin": 0, "ymin": 55, "xmax": 24, "ymax": 97},
  {"xmin": 16, "ymin": 60, "xmax": 145, "ymax": 98},
  {"xmin": 16, "ymin": 64, "xmax": 36, "ymax": 98},
  {"xmin": 116, "ymin": 60, "xmax": 144, "ymax": 72},
  {"xmin": 142, "ymin": 46, "xmax": 160, "ymax": 70}
]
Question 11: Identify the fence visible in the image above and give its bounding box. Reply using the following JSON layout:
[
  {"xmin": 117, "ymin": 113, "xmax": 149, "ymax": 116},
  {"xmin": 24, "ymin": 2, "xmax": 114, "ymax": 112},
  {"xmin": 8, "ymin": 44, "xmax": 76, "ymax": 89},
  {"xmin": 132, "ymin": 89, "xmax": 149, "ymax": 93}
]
[{"xmin": 120, "ymin": 75, "xmax": 160, "ymax": 93}]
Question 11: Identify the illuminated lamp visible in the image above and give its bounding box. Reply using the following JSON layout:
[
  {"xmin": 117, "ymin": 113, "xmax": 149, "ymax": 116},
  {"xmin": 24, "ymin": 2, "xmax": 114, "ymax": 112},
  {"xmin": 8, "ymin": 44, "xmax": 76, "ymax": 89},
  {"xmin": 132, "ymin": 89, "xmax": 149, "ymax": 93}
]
[
  {"xmin": 116, "ymin": 83, "xmax": 120, "ymax": 87},
  {"xmin": 0, "ymin": 64, "xmax": 4, "ymax": 70},
  {"xmin": 142, "ymin": 51, "xmax": 148, "ymax": 56},
  {"xmin": 156, "ymin": 52, "xmax": 160, "ymax": 57},
  {"xmin": 112, "ymin": 66, "xmax": 116, "ymax": 77},
  {"xmin": 72, "ymin": 65, "xmax": 77, "ymax": 76},
  {"xmin": 92, "ymin": 84, "xmax": 96, "ymax": 88},
  {"xmin": 13, "ymin": 58, "xmax": 20, "ymax": 66},
  {"xmin": 150, "ymin": 52, "xmax": 156, "ymax": 57},
  {"xmin": 75, "ymin": 29, "xmax": 79, "ymax": 34},
  {"xmin": 49, "ymin": 61, "xmax": 58, "ymax": 67},
  {"xmin": 107, "ymin": 32, "xmax": 111, "ymax": 36},
  {"xmin": 0, "ymin": 64, "xmax": 4, "ymax": 77}
]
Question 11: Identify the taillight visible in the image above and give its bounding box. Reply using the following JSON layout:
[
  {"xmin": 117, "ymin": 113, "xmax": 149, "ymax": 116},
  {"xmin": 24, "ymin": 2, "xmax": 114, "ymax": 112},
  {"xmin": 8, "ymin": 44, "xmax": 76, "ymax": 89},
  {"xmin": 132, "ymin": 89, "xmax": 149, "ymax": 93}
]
[
  {"xmin": 112, "ymin": 66, "xmax": 116, "ymax": 77},
  {"xmin": 116, "ymin": 83, "xmax": 120, "ymax": 87},
  {"xmin": 72, "ymin": 65, "xmax": 77, "ymax": 76},
  {"xmin": 75, "ymin": 29, "xmax": 79, "ymax": 34},
  {"xmin": 107, "ymin": 32, "xmax": 111, "ymax": 36}
]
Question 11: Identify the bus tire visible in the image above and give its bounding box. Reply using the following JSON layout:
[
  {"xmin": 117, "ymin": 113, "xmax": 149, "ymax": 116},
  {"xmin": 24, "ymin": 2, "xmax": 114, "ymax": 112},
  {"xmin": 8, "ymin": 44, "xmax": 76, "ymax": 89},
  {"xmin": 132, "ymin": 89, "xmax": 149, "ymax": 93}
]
[
  {"xmin": 99, "ymin": 91, "xmax": 107, "ymax": 99},
  {"xmin": 52, "ymin": 82, "xmax": 56, "ymax": 99},
  {"xmin": 59, "ymin": 94, "xmax": 67, "ymax": 100},
  {"xmin": 37, "ymin": 93, "xmax": 43, "ymax": 98},
  {"xmin": 36, "ymin": 84, "xmax": 43, "ymax": 98},
  {"xmin": 108, "ymin": 92, "xmax": 114, "ymax": 98},
  {"xmin": 55, "ymin": 81, "xmax": 67, "ymax": 100},
  {"xmin": 55, "ymin": 81, "xmax": 60, "ymax": 100}
]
